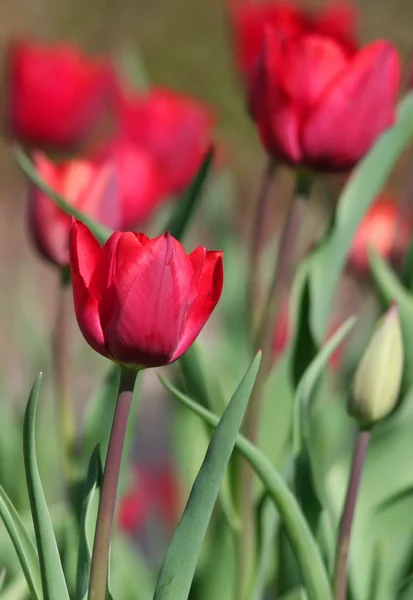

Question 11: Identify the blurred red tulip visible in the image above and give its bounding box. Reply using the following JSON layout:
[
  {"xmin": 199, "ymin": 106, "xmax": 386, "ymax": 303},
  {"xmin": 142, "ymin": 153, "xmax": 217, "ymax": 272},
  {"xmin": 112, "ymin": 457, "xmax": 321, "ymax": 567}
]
[
  {"xmin": 92, "ymin": 137, "xmax": 168, "ymax": 229},
  {"xmin": 118, "ymin": 464, "xmax": 181, "ymax": 535},
  {"xmin": 231, "ymin": 1, "xmax": 400, "ymax": 171},
  {"xmin": 117, "ymin": 87, "xmax": 215, "ymax": 194},
  {"xmin": 272, "ymin": 302, "xmax": 290, "ymax": 363},
  {"xmin": 29, "ymin": 152, "xmax": 119, "ymax": 267},
  {"xmin": 8, "ymin": 40, "xmax": 114, "ymax": 147},
  {"xmin": 230, "ymin": 0, "xmax": 357, "ymax": 83},
  {"xmin": 69, "ymin": 220, "xmax": 223, "ymax": 367},
  {"xmin": 348, "ymin": 197, "xmax": 411, "ymax": 275}
]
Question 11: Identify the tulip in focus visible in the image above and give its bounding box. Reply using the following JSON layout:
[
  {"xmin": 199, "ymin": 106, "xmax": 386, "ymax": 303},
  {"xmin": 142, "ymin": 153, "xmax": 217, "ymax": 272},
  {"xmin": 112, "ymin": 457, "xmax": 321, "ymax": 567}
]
[
  {"xmin": 349, "ymin": 304, "xmax": 403, "ymax": 430},
  {"xmin": 69, "ymin": 220, "xmax": 223, "ymax": 368},
  {"xmin": 8, "ymin": 40, "xmax": 114, "ymax": 147},
  {"xmin": 91, "ymin": 137, "xmax": 168, "ymax": 229},
  {"xmin": 231, "ymin": 0, "xmax": 401, "ymax": 171},
  {"xmin": 348, "ymin": 197, "xmax": 411, "ymax": 275},
  {"xmin": 29, "ymin": 153, "xmax": 120, "ymax": 267},
  {"xmin": 116, "ymin": 87, "xmax": 215, "ymax": 194}
]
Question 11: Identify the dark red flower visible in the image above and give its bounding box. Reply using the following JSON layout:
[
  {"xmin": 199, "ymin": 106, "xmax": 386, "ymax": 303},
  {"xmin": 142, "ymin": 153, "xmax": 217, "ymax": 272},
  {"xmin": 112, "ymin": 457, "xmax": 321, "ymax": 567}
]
[
  {"xmin": 8, "ymin": 40, "xmax": 114, "ymax": 147},
  {"xmin": 116, "ymin": 87, "xmax": 215, "ymax": 194},
  {"xmin": 29, "ymin": 152, "xmax": 119, "ymax": 267},
  {"xmin": 231, "ymin": 1, "xmax": 400, "ymax": 171},
  {"xmin": 348, "ymin": 196, "xmax": 411, "ymax": 275},
  {"xmin": 69, "ymin": 220, "xmax": 223, "ymax": 368},
  {"xmin": 91, "ymin": 137, "xmax": 168, "ymax": 229}
]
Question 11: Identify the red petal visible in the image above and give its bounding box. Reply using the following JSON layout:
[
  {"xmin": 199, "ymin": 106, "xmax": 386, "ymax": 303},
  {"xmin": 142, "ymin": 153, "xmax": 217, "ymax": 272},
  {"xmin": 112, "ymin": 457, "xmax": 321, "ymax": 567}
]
[
  {"xmin": 171, "ymin": 250, "xmax": 223, "ymax": 362},
  {"xmin": 79, "ymin": 162, "xmax": 121, "ymax": 231},
  {"xmin": 69, "ymin": 218, "xmax": 102, "ymax": 287},
  {"xmin": 29, "ymin": 152, "xmax": 71, "ymax": 266},
  {"xmin": 101, "ymin": 233, "xmax": 196, "ymax": 366},
  {"xmin": 302, "ymin": 41, "xmax": 401, "ymax": 170},
  {"xmin": 69, "ymin": 219, "xmax": 107, "ymax": 356}
]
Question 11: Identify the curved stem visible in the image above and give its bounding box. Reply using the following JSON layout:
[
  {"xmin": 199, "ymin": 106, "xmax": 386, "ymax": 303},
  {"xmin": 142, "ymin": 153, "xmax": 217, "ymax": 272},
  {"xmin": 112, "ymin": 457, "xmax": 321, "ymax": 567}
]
[
  {"xmin": 52, "ymin": 269, "xmax": 75, "ymax": 484},
  {"xmin": 88, "ymin": 368, "xmax": 137, "ymax": 600},
  {"xmin": 334, "ymin": 430, "xmax": 370, "ymax": 600},
  {"xmin": 247, "ymin": 159, "xmax": 276, "ymax": 335}
]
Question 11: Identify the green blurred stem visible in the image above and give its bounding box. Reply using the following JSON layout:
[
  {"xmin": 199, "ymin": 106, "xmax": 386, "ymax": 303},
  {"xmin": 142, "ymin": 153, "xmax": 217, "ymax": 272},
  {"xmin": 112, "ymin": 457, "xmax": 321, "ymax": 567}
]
[
  {"xmin": 248, "ymin": 159, "xmax": 276, "ymax": 333},
  {"xmin": 237, "ymin": 173, "xmax": 311, "ymax": 599},
  {"xmin": 88, "ymin": 367, "xmax": 138, "ymax": 600},
  {"xmin": 53, "ymin": 268, "xmax": 75, "ymax": 484},
  {"xmin": 334, "ymin": 429, "xmax": 371, "ymax": 600}
]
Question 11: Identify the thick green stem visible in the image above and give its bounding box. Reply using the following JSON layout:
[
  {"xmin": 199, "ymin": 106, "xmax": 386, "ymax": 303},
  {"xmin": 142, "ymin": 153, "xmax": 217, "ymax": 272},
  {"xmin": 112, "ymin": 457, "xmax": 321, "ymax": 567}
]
[
  {"xmin": 247, "ymin": 159, "xmax": 276, "ymax": 333},
  {"xmin": 334, "ymin": 430, "xmax": 370, "ymax": 600},
  {"xmin": 88, "ymin": 368, "xmax": 137, "ymax": 600},
  {"xmin": 52, "ymin": 268, "xmax": 75, "ymax": 484}
]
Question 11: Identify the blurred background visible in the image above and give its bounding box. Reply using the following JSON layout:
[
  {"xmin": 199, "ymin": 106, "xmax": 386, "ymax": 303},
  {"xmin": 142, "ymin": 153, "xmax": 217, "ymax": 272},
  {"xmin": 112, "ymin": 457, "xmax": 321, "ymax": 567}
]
[{"xmin": 0, "ymin": 0, "xmax": 412, "ymax": 525}]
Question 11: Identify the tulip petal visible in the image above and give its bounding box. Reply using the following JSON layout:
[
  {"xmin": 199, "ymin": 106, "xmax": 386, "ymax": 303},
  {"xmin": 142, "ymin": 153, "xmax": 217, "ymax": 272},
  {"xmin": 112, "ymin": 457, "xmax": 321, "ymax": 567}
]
[
  {"xmin": 69, "ymin": 220, "xmax": 107, "ymax": 356},
  {"xmin": 170, "ymin": 250, "xmax": 223, "ymax": 362},
  {"xmin": 102, "ymin": 233, "xmax": 196, "ymax": 366},
  {"xmin": 29, "ymin": 152, "xmax": 71, "ymax": 266},
  {"xmin": 302, "ymin": 41, "xmax": 401, "ymax": 170},
  {"xmin": 79, "ymin": 162, "xmax": 121, "ymax": 230},
  {"xmin": 69, "ymin": 219, "xmax": 102, "ymax": 287}
]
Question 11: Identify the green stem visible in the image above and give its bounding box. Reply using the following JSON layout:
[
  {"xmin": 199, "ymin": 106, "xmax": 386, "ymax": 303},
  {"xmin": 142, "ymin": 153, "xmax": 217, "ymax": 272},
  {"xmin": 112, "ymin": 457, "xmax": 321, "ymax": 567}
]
[
  {"xmin": 88, "ymin": 368, "xmax": 137, "ymax": 600},
  {"xmin": 53, "ymin": 268, "xmax": 75, "ymax": 485},
  {"xmin": 334, "ymin": 430, "xmax": 371, "ymax": 600},
  {"xmin": 248, "ymin": 159, "xmax": 276, "ymax": 334},
  {"xmin": 237, "ymin": 173, "xmax": 311, "ymax": 599}
]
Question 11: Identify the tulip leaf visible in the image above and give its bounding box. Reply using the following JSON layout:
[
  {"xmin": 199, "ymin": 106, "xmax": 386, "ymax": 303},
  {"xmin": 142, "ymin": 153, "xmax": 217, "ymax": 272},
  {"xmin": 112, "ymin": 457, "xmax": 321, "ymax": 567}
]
[
  {"xmin": 13, "ymin": 146, "xmax": 112, "ymax": 245},
  {"xmin": 303, "ymin": 92, "xmax": 413, "ymax": 344},
  {"xmin": 0, "ymin": 485, "xmax": 42, "ymax": 600},
  {"xmin": 293, "ymin": 316, "xmax": 356, "ymax": 455},
  {"xmin": 166, "ymin": 147, "xmax": 214, "ymax": 241},
  {"xmin": 251, "ymin": 494, "xmax": 278, "ymax": 600},
  {"xmin": 179, "ymin": 344, "xmax": 240, "ymax": 531},
  {"xmin": 396, "ymin": 575, "xmax": 413, "ymax": 600},
  {"xmin": 369, "ymin": 249, "xmax": 413, "ymax": 388},
  {"xmin": 153, "ymin": 352, "xmax": 261, "ymax": 600},
  {"xmin": 160, "ymin": 377, "xmax": 333, "ymax": 600},
  {"xmin": 23, "ymin": 373, "xmax": 70, "ymax": 600},
  {"xmin": 76, "ymin": 447, "xmax": 102, "ymax": 600},
  {"xmin": 0, "ymin": 570, "xmax": 5, "ymax": 594}
]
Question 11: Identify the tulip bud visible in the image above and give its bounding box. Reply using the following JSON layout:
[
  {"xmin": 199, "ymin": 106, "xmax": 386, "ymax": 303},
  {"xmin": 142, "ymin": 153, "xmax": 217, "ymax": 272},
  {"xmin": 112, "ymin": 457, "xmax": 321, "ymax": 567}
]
[{"xmin": 349, "ymin": 305, "xmax": 403, "ymax": 429}]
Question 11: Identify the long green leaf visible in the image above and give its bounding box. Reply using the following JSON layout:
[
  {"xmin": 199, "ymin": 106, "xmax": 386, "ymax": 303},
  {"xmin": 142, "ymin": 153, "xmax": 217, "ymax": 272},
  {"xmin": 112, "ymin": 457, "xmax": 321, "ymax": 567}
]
[
  {"xmin": 160, "ymin": 377, "xmax": 333, "ymax": 600},
  {"xmin": 23, "ymin": 374, "xmax": 70, "ymax": 600},
  {"xmin": 153, "ymin": 352, "xmax": 262, "ymax": 600},
  {"xmin": 293, "ymin": 317, "xmax": 356, "ymax": 454},
  {"xmin": 166, "ymin": 147, "xmax": 214, "ymax": 241},
  {"xmin": 306, "ymin": 92, "xmax": 413, "ymax": 342},
  {"xmin": 76, "ymin": 447, "xmax": 102, "ymax": 600},
  {"xmin": 0, "ymin": 486, "xmax": 42, "ymax": 600},
  {"xmin": 13, "ymin": 146, "xmax": 111, "ymax": 244}
]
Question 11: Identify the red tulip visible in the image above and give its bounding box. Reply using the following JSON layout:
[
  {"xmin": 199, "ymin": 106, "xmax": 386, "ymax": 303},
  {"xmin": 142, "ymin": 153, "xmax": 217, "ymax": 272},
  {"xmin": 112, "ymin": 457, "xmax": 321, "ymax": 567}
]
[
  {"xmin": 117, "ymin": 87, "xmax": 215, "ymax": 194},
  {"xmin": 91, "ymin": 137, "xmax": 168, "ymax": 229},
  {"xmin": 348, "ymin": 197, "xmax": 411, "ymax": 275},
  {"xmin": 118, "ymin": 464, "xmax": 181, "ymax": 535},
  {"xmin": 8, "ymin": 40, "xmax": 114, "ymax": 147},
  {"xmin": 69, "ymin": 220, "xmax": 223, "ymax": 367},
  {"xmin": 235, "ymin": 2, "xmax": 400, "ymax": 171},
  {"xmin": 230, "ymin": 0, "xmax": 357, "ymax": 81},
  {"xmin": 272, "ymin": 302, "xmax": 290, "ymax": 363},
  {"xmin": 29, "ymin": 152, "xmax": 119, "ymax": 267}
]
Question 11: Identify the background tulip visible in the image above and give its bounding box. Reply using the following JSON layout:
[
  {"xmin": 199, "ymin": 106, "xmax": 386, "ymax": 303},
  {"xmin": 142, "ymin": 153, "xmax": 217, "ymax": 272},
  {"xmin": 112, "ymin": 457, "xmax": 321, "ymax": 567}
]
[
  {"xmin": 91, "ymin": 137, "xmax": 168, "ymax": 229},
  {"xmin": 29, "ymin": 153, "xmax": 120, "ymax": 267},
  {"xmin": 8, "ymin": 40, "xmax": 114, "ymax": 147},
  {"xmin": 69, "ymin": 220, "xmax": 223, "ymax": 368},
  {"xmin": 116, "ymin": 87, "xmax": 215, "ymax": 194},
  {"xmin": 348, "ymin": 196, "xmax": 411, "ymax": 275},
  {"xmin": 234, "ymin": 1, "xmax": 400, "ymax": 171}
]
